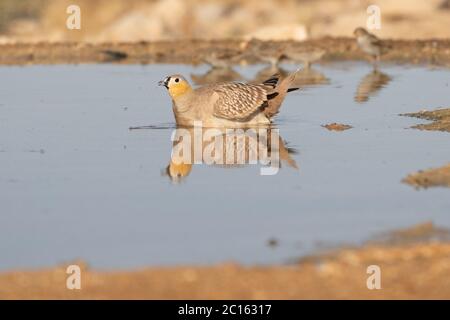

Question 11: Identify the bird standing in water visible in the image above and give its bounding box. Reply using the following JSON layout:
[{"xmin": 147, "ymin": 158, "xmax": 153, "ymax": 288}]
[
  {"xmin": 354, "ymin": 27, "xmax": 390, "ymax": 67},
  {"xmin": 158, "ymin": 71, "xmax": 300, "ymax": 128}
]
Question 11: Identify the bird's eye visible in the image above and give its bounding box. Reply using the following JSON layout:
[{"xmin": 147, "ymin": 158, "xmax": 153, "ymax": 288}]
[{"xmin": 174, "ymin": 78, "xmax": 179, "ymax": 83}]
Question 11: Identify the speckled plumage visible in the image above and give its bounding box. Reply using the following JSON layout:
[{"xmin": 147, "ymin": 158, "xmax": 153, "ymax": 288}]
[{"xmin": 213, "ymin": 82, "xmax": 270, "ymax": 120}]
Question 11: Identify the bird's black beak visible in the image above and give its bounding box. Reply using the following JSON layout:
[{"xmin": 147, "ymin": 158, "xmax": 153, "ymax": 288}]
[{"xmin": 158, "ymin": 77, "xmax": 169, "ymax": 89}]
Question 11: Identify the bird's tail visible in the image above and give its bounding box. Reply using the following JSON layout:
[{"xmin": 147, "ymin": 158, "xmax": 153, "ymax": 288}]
[
  {"xmin": 263, "ymin": 68, "xmax": 301, "ymax": 118},
  {"xmin": 262, "ymin": 68, "xmax": 300, "ymax": 91}
]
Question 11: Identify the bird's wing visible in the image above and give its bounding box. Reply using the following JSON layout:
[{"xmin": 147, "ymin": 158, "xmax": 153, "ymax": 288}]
[
  {"xmin": 369, "ymin": 33, "xmax": 391, "ymax": 53},
  {"xmin": 212, "ymin": 82, "xmax": 273, "ymax": 121},
  {"xmin": 368, "ymin": 33, "xmax": 382, "ymax": 46}
]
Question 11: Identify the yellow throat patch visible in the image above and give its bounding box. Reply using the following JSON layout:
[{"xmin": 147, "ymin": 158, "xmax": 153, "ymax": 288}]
[
  {"xmin": 169, "ymin": 81, "xmax": 192, "ymax": 99},
  {"xmin": 168, "ymin": 160, "xmax": 192, "ymax": 178}
]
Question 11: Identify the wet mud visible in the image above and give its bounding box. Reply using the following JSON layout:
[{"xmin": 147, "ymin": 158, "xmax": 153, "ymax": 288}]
[
  {"xmin": 403, "ymin": 108, "xmax": 450, "ymax": 133},
  {"xmin": 322, "ymin": 123, "xmax": 353, "ymax": 131},
  {"xmin": 401, "ymin": 108, "xmax": 450, "ymax": 188},
  {"xmin": 403, "ymin": 163, "xmax": 450, "ymax": 189}
]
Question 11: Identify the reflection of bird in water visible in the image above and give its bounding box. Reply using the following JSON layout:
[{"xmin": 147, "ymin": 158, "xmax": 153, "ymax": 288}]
[
  {"xmin": 354, "ymin": 69, "xmax": 392, "ymax": 103},
  {"xmin": 252, "ymin": 66, "xmax": 329, "ymax": 92},
  {"xmin": 165, "ymin": 160, "xmax": 192, "ymax": 181},
  {"xmin": 246, "ymin": 39, "xmax": 286, "ymax": 67},
  {"xmin": 284, "ymin": 46, "xmax": 326, "ymax": 68},
  {"xmin": 164, "ymin": 126, "xmax": 298, "ymax": 182},
  {"xmin": 291, "ymin": 67, "xmax": 330, "ymax": 88},
  {"xmin": 201, "ymin": 50, "xmax": 241, "ymax": 69},
  {"xmin": 250, "ymin": 65, "xmax": 290, "ymax": 85},
  {"xmin": 354, "ymin": 27, "xmax": 391, "ymax": 67},
  {"xmin": 191, "ymin": 50, "xmax": 244, "ymax": 85},
  {"xmin": 191, "ymin": 67, "xmax": 243, "ymax": 86}
]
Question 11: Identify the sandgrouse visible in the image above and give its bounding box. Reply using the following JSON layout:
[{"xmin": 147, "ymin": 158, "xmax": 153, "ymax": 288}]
[{"xmin": 158, "ymin": 71, "xmax": 299, "ymax": 127}]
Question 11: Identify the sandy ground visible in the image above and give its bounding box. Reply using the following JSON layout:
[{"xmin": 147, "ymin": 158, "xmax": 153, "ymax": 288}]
[
  {"xmin": 1, "ymin": 239, "xmax": 450, "ymax": 299},
  {"xmin": 1, "ymin": 38, "xmax": 450, "ymax": 66}
]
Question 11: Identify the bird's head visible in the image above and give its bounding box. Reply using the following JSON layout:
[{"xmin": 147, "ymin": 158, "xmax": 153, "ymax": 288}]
[
  {"xmin": 158, "ymin": 75, "xmax": 192, "ymax": 99},
  {"xmin": 353, "ymin": 27, "xmax": 369, "ymax": 37}
]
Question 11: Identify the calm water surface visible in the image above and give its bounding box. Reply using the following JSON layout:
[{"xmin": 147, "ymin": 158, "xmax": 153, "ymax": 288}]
[{"xmin": 0, "ymin": 62, "xmax": 449, "ymax": 270}]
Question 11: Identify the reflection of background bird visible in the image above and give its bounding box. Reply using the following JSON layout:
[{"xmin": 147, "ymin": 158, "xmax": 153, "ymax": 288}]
[
  {"xmin": 291, "ymin": 67, "xmax": 329, "ymax": 88},
  {"xmin": 200, "ymin": 50, "xmax": 243, "ymax": 69},
  {"xmin": 191, "ymin": 49, "xmax": 244, "ymax": 85},
  {"xmin": 164, "ymin": 127, "xmax": 298, "ymax": 181},
  {"xmin": 252, "ymin": 65, "xmax": 329, "ymax": 94},
  {"xmin": 284, "ymin": 46, "xmax": 326, "ymax": 68},
  {"xmin": 250, "ymin": 65, "xmax": 290, "ymax": 85},
  {"xmin": 191, "ymin": 67, "xmax": 243, "ymax": 85},
  {"xmin": 355, "ymin": 69, "xmax": 392, "ymax": 103},
  {"xmin": 354, "ymin": 27, "xmax": 390, "ymax": 66},
  {"xmin": 246, "ymin": 39, "xmax": 286, "ymax": 67}
]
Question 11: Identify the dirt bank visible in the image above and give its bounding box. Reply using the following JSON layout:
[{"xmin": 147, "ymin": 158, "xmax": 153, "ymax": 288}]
[
  {"xmin": 401, "ymin": 108, "xmax": 450, "ymax": 189},
  {"xmin": 403, "ymin": 164, "xmax": 450, "ymax": 189},
  {"xmin": 403, "ymin": 108, "xmax": 450, "ymax": 132},
  {"xmin": 2, "ymin": 240, "xmax": 450, "ymax": 299},
  {"xmin": 1, "ymin": 38, "xmax": 450, "ymax": 66}
]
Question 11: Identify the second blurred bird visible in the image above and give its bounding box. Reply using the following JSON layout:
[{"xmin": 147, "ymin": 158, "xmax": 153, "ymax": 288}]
[{"xmin": 191, "ymin": 49, "xmax": 244, "ymax": 85}]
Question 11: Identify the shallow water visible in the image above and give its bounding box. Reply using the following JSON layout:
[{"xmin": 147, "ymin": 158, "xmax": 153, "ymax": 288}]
[{"xmin": 1, "ymin": 62, "xmax": 449, "ymax": 270}]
